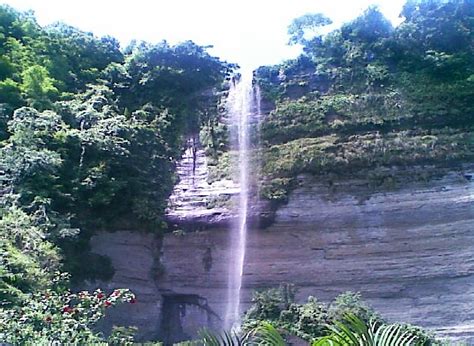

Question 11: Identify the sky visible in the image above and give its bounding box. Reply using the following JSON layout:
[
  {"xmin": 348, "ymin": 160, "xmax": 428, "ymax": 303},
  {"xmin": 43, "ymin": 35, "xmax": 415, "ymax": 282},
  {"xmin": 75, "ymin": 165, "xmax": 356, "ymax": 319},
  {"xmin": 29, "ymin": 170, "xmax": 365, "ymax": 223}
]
[{"xmin": 2, "ymin": 0, "xmax": 406, "ymax": 68}]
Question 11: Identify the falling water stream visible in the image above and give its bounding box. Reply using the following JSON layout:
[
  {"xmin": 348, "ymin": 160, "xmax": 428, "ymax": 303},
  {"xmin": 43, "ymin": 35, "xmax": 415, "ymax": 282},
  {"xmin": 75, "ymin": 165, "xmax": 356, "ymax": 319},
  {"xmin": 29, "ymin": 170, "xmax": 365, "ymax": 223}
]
[{"xmin": 224, "ymin": 70, "xmax": 256, "ymax": 329}]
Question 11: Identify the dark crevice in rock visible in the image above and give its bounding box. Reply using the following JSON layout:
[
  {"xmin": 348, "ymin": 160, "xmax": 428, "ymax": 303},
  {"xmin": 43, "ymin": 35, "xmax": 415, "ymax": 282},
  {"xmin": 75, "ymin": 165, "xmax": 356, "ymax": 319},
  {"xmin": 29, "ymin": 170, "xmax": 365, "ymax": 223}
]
[{"xmin": 159, "ymin": 293, "xmax": 220, "ymax": 345}]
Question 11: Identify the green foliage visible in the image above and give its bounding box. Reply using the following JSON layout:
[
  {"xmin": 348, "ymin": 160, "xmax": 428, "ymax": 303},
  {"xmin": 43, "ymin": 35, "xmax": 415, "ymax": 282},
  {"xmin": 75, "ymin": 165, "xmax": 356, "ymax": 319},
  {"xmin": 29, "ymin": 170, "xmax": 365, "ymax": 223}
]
[
  {"xmin": 208, "ymin": 151, "xmax": 233, "ymax": 184},
  {"xmin": 0, "ymin": 5, "xmax": 231, "ymax": 235},
  {"xmin": 0, "ymin": 284, "xmax": 136, "ymax": 344},
  {"xmin": 242, "ymin": 288, "xmax": 436, "ymax": 345},
  {"xmin": 256, "ymin": 0, "xmax": 474, "ymax": 206},
  {"xmin": 200, "ymin": 119, "xmax": 229, "ymax": 158},
  {"xmin": 0, "ymin": 202, "xmax": 62, "ymax": 306},
  {"xmin": 111, "ymin": 40, "xmax": 233, "ymax": 137},
  {"xmin": 51, "ymin": 85, "xmax": 178, "ymax": 229},
  {"xmin": 199, "ymin": 328, "xmax": 251, "ymax": 346},
  {"xmin": 328, "ymin": 292, "xmax": 377, "ymax": 324},
  {"xmin": 254, "ymin": 64, "xmax": 284, "ymax": 103},
  {"xmin": 0, "ymin": 194, "xmax": 134, "ymax": 343},
  {"xmin": 198, "ymin": 322, "xmax": 288, "ymax": 346},
  {"xmin": 279, "ymin": 297, "xmax": 330, "ymax": 340},
  {"xmin": 21, "ymin": 65, "xmax": 59, "ymax": 110},
  {"xmin": 0, "ymin": 2, "xmax": 231, "ymax": 327},
  {"xmin": 288, "ymin": 13, "xmax": 332, "ymax": 46},
  {"xmin": 45, "ymin": 23, "xmax": 123, "ymax": 92},
  {"xmin": 262, "ymin": 99, "xmax": 326, "ymax": 143},
  {"xmin": 260, "ymin": 177, "xmax": 293, "ymax": 204},
  {"xmin": 107, "ymin": 325, "xmax": 138, "ymax": 345},
  {"xmin": 259, "ymin": 0, "xmax": 473, "ymax": 98},
  {"xmin": 341, "ymin": 6, "xmax": 393, "ymax": 44},
  {"xmin": 285, "ymin": 6, "xmax": 394, "ymax": 93},
  {"xmin": 243, "ymin": 286, "xmax": 379, "ymax": 342},
  {"xmin": 0, "ymin": 5, "xmax": 124, "ymax": 104},
  {"xmin": 312, "ymin": 313, "xmax": 431, "ymax": 346},
  {"xmin": 0, "ymin": 78, "xmax": 23, "ymax": 110},
  {"xmin": 201, "ymin": 314, "xmax": 436, "ymax": 346},
  {"xmin": 393, "ymin": 0, "xmax": 473, "ymax": 76},
  {"xmin": 260, "ymin": 128, "xmax": 474, "ymax": 203},
  {"xmin": 245, "ymin": 284, "xmax": 296, "ymax": 322},
  {"xmin": 251, "ymin": 322, "xmax": 287, "ymax": 346}
]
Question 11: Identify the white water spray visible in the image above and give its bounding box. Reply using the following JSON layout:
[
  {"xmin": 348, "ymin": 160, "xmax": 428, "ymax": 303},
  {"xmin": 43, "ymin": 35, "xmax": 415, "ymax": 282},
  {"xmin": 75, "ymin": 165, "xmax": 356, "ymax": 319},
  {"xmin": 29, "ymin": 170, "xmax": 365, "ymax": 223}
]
[{"xmin": 224, "ymin": 70, "xmax": 256, "ymax": 329}]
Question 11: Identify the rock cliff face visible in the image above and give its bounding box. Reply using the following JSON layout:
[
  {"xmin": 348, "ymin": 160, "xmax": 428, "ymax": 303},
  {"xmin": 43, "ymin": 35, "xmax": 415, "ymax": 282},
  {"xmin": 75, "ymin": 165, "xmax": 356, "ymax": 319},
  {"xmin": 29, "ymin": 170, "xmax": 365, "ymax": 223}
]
[
  {"xmin": 166, "ymin": 137, "xmax": 239, "ymax": 228},
  {"xmin": 87, "ymin": 165, "xmax": 474, "ymax": 343}
]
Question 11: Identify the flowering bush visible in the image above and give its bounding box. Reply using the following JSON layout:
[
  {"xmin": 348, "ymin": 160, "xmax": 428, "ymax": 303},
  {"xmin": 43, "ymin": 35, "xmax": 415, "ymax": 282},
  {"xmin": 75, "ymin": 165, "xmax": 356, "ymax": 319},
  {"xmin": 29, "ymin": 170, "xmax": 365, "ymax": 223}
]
[{"xmin": 0, "ymin": 285, "xmax": 136, "ymax": 344}]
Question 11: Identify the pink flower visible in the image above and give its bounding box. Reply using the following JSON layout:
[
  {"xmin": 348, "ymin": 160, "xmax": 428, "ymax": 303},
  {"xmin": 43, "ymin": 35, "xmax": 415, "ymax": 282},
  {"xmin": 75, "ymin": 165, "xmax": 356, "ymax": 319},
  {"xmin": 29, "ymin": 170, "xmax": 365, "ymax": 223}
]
[{"xmin": 62, "ymin": 306, "xmax": 74, "ymax": 314}]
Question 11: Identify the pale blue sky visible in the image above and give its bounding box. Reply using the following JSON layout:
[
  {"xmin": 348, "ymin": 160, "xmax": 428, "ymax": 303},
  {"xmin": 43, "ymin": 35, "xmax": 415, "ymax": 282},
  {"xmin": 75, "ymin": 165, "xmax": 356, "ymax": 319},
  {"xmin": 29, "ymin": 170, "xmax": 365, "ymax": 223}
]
[{"xmin": 2, "ymin": 0, "xmax": 405, "ymax": 68}]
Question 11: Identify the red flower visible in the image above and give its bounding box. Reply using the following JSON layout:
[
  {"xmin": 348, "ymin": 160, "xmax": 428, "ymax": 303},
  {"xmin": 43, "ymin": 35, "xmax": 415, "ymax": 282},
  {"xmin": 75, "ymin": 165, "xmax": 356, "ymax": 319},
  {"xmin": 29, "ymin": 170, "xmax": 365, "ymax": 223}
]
[
  {"xmin": 111, "ymin": 290, "xmax": 121, "ymax": 297},
  {"xmin": 62, "ymin": 306, "xmax": 74, "ymax": 314},
  {"xmin": 96, "ymin": 292, "xmax": 105, "ymax": 299},
  {"xmin": 129, "ymin": 298, "xmax": 137, "ymax": 304},
  {"xmin": 104, "ymin": 300, "xmax": 112, "ymax": 307}
]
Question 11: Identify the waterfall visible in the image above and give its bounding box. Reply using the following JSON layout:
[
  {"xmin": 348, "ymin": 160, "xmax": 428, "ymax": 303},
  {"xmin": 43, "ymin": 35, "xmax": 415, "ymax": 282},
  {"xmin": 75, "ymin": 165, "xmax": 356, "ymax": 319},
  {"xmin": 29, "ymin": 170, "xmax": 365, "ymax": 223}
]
[{"xmin": 224, "ymin": 69, "xmax": 256, "ymax": 329}]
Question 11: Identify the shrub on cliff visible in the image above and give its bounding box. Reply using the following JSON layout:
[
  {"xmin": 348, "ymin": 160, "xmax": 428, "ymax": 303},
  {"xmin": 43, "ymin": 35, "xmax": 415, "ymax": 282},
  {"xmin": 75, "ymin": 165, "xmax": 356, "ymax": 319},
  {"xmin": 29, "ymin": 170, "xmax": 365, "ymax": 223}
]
[
  {"xmin": 255, "ymin": 0, "xmax": 474, "ymax": 207},
  {"xmin": 241, "ymin": 286, "xmax": 435, "ymax": 343},
  {"xmin": 0, "ymin": 278, "xmax": 136, "ymax": 344}
]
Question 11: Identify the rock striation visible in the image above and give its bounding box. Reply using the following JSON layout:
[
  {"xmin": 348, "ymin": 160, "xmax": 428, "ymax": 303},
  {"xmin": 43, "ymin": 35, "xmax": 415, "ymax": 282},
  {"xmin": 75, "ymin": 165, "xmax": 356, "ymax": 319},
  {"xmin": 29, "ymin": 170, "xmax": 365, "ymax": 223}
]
[
  {"xmin": 87, "ymin": 166, "xmax": 474, "ymax": 343},
  {"xmin": 166, "ymin": 137, "xmax": 239, "ymax": 228}
]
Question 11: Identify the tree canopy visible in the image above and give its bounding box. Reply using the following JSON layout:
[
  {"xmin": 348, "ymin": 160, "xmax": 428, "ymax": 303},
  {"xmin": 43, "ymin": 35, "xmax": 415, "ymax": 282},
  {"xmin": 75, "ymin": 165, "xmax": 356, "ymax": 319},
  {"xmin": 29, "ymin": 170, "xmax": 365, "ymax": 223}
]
[
  {"xmin": 0, "ymin": 3, "xmax": 232, "ymax": 305},
  {"xmin": 255, "ymin": 0, "xmax": 474, "ymax": 204}
]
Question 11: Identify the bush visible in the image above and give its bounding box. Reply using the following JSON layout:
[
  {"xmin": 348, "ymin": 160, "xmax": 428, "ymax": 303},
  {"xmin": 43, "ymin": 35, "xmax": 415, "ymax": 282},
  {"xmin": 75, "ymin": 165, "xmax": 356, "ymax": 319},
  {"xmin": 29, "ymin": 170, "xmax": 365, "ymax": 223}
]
[
  {"xmin": 328, "ymin": 291, "xmax": 377, "ymax": 323},
  {"xmin": 242, "ymin": 286, "xmax": 381, "ymax": 341},
  {"xmin": 0, "ymin": 281, "xmax": 136, "ymax": 344}
]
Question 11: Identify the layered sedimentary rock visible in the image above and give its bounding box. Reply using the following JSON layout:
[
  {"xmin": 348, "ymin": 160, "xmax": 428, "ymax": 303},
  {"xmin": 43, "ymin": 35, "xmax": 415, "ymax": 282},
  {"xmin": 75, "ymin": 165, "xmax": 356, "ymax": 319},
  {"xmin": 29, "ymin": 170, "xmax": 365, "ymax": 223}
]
[
  {"xmin": 88, "ymin": 166, "xmax": 474, "ymax": 343},
  {"xmin": 166, "ymin": 137, "xmax": 239, "ymax": 228}
]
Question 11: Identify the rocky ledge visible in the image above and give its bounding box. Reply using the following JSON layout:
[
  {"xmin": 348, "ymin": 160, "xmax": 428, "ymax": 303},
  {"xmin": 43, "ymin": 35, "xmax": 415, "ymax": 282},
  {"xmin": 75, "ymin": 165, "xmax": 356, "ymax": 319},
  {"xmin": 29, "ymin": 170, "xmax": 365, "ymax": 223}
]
[
  {"xmin": 165, "ymin": 137, "xmax": 271, "ymax": 229},
  {"xmin": 165, "ymin": 137, "xmax": 239, "ymax": 228}
]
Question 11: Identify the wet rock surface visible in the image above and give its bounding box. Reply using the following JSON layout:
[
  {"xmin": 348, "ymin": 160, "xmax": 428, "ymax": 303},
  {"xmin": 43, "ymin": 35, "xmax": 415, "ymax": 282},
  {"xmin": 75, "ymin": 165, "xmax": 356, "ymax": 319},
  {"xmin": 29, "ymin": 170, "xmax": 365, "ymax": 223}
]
[
  {"xmin": 166, "ymin": 138, "xmax": 239, "ymax": 228},
  {"xmin": 165, "ymin": 137, "xmax": 271, "ymax": 229}
]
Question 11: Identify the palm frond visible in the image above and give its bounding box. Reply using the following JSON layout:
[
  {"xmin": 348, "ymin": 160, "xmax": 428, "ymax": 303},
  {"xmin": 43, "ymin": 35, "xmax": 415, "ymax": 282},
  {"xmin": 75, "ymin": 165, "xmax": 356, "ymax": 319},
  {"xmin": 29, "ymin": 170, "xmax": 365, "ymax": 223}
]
[
  {"xmin": 251, "ymin": 322, "xmax": 286, "ymax": 346},
  {"xmin": 312, "ymin": 313, "xmax": 425, "ymax": 346},
  {"xmin": 199, "ymin": 328, "xmax": 250, "ymax": 346},
  {"xmin": 372, "ymin": 323, "xmax": 419, "ymax": 346}
]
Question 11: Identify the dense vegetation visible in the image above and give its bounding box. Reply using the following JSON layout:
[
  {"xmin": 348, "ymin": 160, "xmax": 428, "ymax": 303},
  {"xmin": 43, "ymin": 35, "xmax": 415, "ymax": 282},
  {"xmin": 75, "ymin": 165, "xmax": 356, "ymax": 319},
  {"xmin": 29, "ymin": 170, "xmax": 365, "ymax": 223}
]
[
  {"xmin": 241, "ymin": 286, "xmax": 435, "ymax": 345},
  {"xmin": 199, "ymin": 287, "xmax": 436, "ymax": 345},
  {"xmin": 254, "ymin": 0, "xmax": 474, "ymax": 204},
  {"xmin": 1, "ymin": 0, "xmax": 472, "ymax": 343},
  {"xmin": 0, "ymin": 4, "xmax": 231, "ymax": 342}
]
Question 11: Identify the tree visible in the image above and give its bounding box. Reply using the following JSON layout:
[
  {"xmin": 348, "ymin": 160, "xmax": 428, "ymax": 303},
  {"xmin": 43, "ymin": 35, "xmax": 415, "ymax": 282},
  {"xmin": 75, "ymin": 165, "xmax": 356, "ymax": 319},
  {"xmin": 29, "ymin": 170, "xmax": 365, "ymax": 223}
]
[
  {"xmin": 0, "ymin": 204, "xmax": 61, "ymax": 306},
  {"xmin": 0, "ymin": 78, "xmax": 23, "ymax": 111},
  {"xmin": 288, "ymin": 13, "xmax": 332, "ymax": 46},
  {"xmin": 21, "ymin": 65, "xmax": 58, "ymax": 110},
  {"xmin": 390, "ymin": 0, "xmax": 474, "ymax": 79},
  {"xmin": 340, "ymin": 6, "xmax": 393, "ymax": 44}
]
